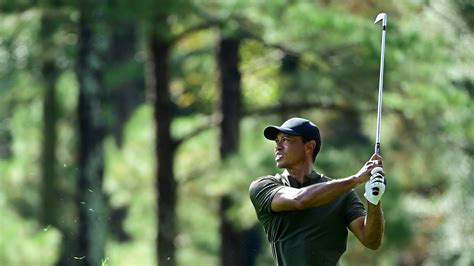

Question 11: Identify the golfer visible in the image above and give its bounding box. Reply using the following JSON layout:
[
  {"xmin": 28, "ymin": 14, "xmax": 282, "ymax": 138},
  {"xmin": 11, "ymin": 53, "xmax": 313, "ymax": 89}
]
[{"xmin": 249, "ymin": 117, "xmax": 386, "ymax": 265}]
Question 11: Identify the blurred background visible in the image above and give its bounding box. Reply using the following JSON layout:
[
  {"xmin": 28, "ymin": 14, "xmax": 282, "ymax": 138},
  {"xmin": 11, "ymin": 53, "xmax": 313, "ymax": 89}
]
[{"xmin": 0, "ymin": 0, "xmax": 473, "ymax": 265}]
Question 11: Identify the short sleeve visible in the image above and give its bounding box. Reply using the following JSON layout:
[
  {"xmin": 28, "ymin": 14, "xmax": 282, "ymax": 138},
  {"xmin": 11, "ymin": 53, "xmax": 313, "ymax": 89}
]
[
  {"xmin": 249, "ymin": 176, "xmax": 284, "ymax": 221},
  {"xmin": 344, "ymin": 189, "xmax": 367, "ymax": 226}
]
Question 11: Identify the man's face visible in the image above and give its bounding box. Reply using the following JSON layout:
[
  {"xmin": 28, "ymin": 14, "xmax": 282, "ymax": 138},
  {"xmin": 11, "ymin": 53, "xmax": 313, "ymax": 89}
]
[{"xmin": 274, "ymin": 132, "xmax": 306, "ymax": 169}]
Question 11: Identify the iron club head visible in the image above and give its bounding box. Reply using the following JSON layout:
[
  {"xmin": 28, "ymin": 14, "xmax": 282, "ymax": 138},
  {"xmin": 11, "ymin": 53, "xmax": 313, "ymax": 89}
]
[{"xmin": 374, "ymin": 13, "xmax": 387, "ymax": 26}]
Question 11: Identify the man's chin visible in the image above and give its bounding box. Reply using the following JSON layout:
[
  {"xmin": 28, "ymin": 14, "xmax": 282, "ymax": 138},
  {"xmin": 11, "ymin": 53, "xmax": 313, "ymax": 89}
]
[{"xmin": 276, "ymin": 161, "xmax": 285, "ymax": 168}]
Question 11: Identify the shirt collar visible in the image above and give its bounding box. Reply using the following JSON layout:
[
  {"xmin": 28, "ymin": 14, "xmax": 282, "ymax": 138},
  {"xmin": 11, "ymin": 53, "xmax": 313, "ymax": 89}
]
[{"xmin": 281, "ymin": 169, "xmax": 321, "ymax": 187}]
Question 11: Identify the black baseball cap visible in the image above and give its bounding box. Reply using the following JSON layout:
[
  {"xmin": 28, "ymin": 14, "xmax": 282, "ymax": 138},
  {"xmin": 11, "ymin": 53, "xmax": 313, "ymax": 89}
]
[{"xmin": 264, "ymin": 117, "xmax": 321, "ymax": 154}]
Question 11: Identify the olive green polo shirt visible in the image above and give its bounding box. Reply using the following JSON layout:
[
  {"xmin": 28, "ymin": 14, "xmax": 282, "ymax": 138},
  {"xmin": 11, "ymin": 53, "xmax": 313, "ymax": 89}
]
[{"xmin": 249, "ymin": 171, "xmax": 366, "ymax": 266}]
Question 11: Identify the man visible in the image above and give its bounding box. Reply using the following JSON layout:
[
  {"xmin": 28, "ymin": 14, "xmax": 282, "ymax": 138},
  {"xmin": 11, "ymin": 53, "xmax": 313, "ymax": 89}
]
[{"xmin": 249, "ymin": 117, "xmax": 386, "ymax": 266}]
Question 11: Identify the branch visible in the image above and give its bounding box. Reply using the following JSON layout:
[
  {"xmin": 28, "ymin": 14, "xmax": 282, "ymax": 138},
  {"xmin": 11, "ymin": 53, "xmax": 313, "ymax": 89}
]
[
  {"xmin": 170, "ymin": 21, "xmax": 219, "ymax": 44},
  {"xmin": 188, "ymin": 8, "xmax": 355, "ymax": 61},
  {"xmin": 173, "ymin": 101, "xmax": 353, "ymax": 148},
  {"xmin": 178, "ymin": 161, "xmax": 219, "ymax": 185},
  {"xmin": 229, "ymin": 15, "xmax": 302, "ymax": 56},
  {"xmin": 243, "ymin": 100, "xmax": 354, "ymax": 116},
  {"xmin": 174, "ymin": 112, "xmax": 223, "ymax": 147},
  {"xmin": 189, "ymin": 3, "xmax": 301, "ymax": 56}
]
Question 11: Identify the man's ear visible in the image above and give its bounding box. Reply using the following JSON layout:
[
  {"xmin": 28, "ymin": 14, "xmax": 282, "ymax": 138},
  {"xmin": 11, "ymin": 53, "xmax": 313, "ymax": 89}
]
[{"xmin": 305, "ymin": 140, "xmax": 316, "ymax": 155}]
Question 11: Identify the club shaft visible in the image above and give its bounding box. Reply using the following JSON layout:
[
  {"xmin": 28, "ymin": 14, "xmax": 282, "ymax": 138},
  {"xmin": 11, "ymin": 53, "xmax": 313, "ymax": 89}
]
[{"xmin": 375, "ymin": 25, "xmax": 386, "ymax": 155}]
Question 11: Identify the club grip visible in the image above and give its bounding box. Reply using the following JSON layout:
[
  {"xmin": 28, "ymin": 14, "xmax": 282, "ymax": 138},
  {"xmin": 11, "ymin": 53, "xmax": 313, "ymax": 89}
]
[{"xmin": 370, "ymin": 167, "xmax": 384, "ymax": 196}]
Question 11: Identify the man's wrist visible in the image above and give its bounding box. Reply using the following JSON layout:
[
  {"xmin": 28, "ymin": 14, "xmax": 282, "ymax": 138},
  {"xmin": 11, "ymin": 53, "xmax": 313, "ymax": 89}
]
[{"xmin": 350, "ymin": 174, "xmax": 365, "ymax": 186}]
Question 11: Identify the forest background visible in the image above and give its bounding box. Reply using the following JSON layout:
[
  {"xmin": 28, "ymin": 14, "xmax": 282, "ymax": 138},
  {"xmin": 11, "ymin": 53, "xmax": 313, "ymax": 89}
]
[{"xmin": 1, "ymin": 0, "xmax": 473, "ymax": 265}]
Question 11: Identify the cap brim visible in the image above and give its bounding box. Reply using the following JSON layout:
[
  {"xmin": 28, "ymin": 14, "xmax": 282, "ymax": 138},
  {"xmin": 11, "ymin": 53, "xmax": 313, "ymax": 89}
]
[{"xmin": 264, "ymin": 126, "xmax": 299, "ymax": 140}]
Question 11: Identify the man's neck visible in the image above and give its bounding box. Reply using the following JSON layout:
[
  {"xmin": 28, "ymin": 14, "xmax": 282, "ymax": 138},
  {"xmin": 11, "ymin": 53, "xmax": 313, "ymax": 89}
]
[{"xmin": 284, "ymin": 164, "xmax": 314, "ymax": 183}]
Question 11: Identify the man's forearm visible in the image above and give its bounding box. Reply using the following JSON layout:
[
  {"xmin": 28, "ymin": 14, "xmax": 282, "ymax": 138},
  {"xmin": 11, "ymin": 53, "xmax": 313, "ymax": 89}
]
[
  {"xmin": 363, "ymin": 202, "xmax": 384, "ymax": 249},
  {"xmin": 295, "ymin": 176, "xmax": 360, "ymax": 209}
]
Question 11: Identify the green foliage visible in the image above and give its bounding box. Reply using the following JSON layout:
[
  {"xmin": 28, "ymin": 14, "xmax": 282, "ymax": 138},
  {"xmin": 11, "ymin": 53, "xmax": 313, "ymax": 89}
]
[
  {"xmin": 174, "ymin": 115, "xmax": 220, "ymax": 264},
  {"xmin": 103, "ymin": 105, "xmax": 156, "ymax": 266},
  {"xmin": 0, "ymin": 0, "xmax": 36, "ymax": 12},
  {"xmin": 0, "ymin": 205, "xmax": 61, "ymax": 265},
  {"xmin": 104, "ymin": 105, "xmax": 155, "ymax": 208},
  {"xmin": 0, "ymin": 10, "xmax": 41, "ymax": 80},
  {"xmin": 171, "ymin": 30, "xmax": 218, "ymax": 114},
  {"xmin": 240, "ymin": 40, "xmax": 281, "ymax": 108},
  {"xmin": 212, "ymin": 118, "xmax": 276, "ymax": 227},
  {"xmin": 453, "ymin": 0, "xmax": 474, "ymax": 30},
  {"xmin": 1, "ymin": 72, "xmax": 43, "ymax": 215}
]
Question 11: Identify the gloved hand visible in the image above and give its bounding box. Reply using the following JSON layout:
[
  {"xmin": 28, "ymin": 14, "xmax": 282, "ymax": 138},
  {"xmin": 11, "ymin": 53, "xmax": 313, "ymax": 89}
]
[{"xmin": 364, "ymin": 167, "xmax": 386, "ymax": 205}]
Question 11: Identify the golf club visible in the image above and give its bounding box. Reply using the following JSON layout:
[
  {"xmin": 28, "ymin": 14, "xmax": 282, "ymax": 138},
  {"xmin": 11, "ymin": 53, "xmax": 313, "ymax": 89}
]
[
  {"xmin": 371, "ymin": 13, "xmax": 387, "ymax": 196},
  {"xmin": 374, "ymin": 12, "xmax": 386, "ymax": 156}
]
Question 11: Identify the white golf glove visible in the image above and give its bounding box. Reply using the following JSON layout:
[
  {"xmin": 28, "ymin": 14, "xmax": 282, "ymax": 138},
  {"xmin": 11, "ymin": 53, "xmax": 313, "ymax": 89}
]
[{"xmin": 364, "ymin": 167, "xmax": 386, "ymax": 205}]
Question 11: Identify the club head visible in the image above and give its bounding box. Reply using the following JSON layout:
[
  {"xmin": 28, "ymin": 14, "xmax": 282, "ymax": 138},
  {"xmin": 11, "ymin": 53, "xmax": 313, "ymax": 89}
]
[{"xmin": 374, "ymin": 13, "xmax": 387, "ymax": 26}]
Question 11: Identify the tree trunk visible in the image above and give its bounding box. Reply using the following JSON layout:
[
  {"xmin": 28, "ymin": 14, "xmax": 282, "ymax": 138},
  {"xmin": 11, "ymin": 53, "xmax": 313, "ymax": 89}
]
[
  {"xmin": 76, "ymin": 2, "xmax": 109, "ymax": 265},
  {"xmin": 106, "ymin": 18, "xmax": 145, "ymax": 147},
  {"xmin": 38, "ymin": 8, "xmax": 81, "ymax": 266},
  {"xmin": 103, "ymin": 16, "xmax": 143, "ymax": 243},
  {"xmin": 218, "ymin": 37, "xmax": 241, "ymax": 159},
  {"xmin": 217, "ymin": 36, "xmax": 251, "ymax": 266},
  {"xmin": 326, "ymin": 109, "xmax": 369, "ymax": 148},
  {"xmin": 148, "ymin": 23, "xmax": 177, "ymax": 266},
  {"xmin": 279, "ymin": 53, "xmax": 300, "ymax": 118},
  {"xmin": 40, "ymin": 14, "xmax": 59, "ymax": 228}
]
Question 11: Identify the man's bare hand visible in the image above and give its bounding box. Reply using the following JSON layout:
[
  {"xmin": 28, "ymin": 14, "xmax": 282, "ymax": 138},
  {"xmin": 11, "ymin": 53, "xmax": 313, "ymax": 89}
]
[{"xmin": 354, "ymin": 154, "xmax": 384, "ymax": 184}]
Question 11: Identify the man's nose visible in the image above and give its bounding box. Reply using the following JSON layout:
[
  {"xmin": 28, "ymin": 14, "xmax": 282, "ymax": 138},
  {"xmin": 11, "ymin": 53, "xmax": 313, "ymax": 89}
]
[{"xmin": 275, "ymin": 140, "xmax": 283, "ymax": 149}]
